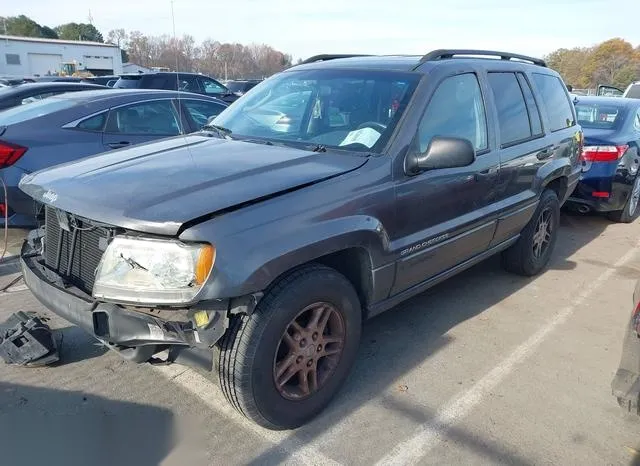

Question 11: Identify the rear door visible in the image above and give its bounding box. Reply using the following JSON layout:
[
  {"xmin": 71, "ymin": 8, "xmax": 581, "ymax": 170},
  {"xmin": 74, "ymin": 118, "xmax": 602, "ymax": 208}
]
[
  {"xmin": 102, "ymin": 99, "xmax": 182, "ymax": 150},
  {"xmin": 391, "ymin": 71, "xmax": 500, "ymax": 295},
  {"xmin": 486, "ymin": 71, "xmax": 551, "ymax": 245}
]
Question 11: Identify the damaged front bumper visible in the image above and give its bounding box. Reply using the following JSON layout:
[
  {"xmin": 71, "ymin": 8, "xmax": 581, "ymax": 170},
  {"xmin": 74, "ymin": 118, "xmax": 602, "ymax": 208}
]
[
  {"xmin": 20, "ymin": 242, "xmax": 233, "ymax": 371},
  {"xmin": 612, "ymin": 315, "xmax": 640, "ymax": 416}
]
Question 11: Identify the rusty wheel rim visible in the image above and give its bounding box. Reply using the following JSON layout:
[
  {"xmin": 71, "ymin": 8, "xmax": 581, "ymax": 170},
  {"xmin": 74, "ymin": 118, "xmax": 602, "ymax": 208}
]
[{"xmin": 273, "ymin": 302, "xmax": 346, "ymax": 400}]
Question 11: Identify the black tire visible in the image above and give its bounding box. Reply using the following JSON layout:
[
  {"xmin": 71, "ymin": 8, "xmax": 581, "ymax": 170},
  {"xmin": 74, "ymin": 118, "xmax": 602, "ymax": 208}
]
[
  {"xmin": 502, "ymin": 189, "xmax": 560, "ymax": 276},
  {"xmin": 216, "ymin": 264, "xmax": 362, "ymax": 430},
  {"xmin": 608, "ymin": 176, "xmax": 640, "ymax": 223}
]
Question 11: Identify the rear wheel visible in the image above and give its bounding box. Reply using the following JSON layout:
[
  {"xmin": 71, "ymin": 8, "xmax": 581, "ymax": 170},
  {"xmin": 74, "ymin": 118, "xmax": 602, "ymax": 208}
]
[
  {"xmin": 215, "ymin": 264, "xmax": 361, "ymax": 430},
  {"xmin": 608, "ymin": 176, "xmax": 640, "ymax": 223},
  {"xmin": 502, "ymin": 189, "xmax": 560, "ymax": 276}
]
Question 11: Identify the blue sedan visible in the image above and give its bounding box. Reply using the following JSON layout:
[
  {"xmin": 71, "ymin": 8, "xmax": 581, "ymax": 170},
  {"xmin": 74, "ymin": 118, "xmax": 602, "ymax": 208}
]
[
  {"xmin": 568, "ymin": 96, "xmax": 640, "ymax": 222},
  {"xmin": 0, "ymin": 89, "xmax": 228, "ymax": 226}
]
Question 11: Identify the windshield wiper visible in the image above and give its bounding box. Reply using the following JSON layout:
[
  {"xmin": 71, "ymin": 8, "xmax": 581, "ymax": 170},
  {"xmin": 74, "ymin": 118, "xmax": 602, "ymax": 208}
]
[{"xmin": 201, "ymin": 124, "xmax": 233, "ymax": 139}]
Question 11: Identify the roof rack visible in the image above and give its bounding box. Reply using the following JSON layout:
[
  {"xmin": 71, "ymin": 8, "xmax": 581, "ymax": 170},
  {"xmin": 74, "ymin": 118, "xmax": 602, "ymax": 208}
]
[
  {"xmin": 298, "ymin": 54, "xmax": 372, "ymax": 65},
  {"xmin": 419, "ymin": 49, "xmax": 546, "ymax": 67}
]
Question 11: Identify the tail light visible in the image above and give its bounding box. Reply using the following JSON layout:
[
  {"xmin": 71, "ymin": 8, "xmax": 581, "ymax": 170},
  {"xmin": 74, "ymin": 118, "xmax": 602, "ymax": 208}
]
[
  {"xmin": 0, "ymin": 141, "xmax": 28, "ymax": 169},
  {"xmin": 581, "ymin": 145, "xmax": 628, "ymax": 162}
]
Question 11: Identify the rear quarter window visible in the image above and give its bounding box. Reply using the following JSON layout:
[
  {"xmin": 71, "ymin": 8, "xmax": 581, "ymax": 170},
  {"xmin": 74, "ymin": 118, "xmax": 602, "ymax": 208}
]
[
  {"xmin": 146, "ymin": 76, "xmax": 173, "ymax": 89},
  {"xmin": 532, "ymin": 73, "xmax": 576, "ymax": 132},
  {"xmin": 114, "ymin": 77, "xmax": 142, "ymax": 89}
]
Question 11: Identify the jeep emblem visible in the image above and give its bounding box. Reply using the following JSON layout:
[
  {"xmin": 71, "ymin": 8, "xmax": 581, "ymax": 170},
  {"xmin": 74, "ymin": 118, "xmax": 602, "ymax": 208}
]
[{"xmin": 42, "ymin": 190, "xmax": 58, "ymax": 204}]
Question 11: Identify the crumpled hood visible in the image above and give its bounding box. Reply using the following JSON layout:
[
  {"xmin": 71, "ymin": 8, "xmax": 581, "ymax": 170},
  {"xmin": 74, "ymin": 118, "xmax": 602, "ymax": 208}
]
[{"xmin": 19, "ymin": 134, "xmax": 367, "ymax": 235}]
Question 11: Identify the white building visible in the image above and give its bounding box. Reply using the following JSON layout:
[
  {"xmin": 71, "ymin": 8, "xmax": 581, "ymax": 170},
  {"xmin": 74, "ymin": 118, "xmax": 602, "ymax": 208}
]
[
  {"xmin": 122, "ymin": 62, "xmax": 151, "ymax": 74},
  {"xmin": 0, "ymin": 35, "xmax": 123, "ymax": 77}
]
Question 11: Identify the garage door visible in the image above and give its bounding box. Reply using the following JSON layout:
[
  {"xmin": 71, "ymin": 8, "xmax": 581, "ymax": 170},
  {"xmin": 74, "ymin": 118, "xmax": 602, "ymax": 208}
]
[
  {"xmin": 28, "ymin": 53, "xmax": 62, "ymax": 76},
  {"xmin": 83, "ymin": 55, "xmax": 114, "ymax": 71}
]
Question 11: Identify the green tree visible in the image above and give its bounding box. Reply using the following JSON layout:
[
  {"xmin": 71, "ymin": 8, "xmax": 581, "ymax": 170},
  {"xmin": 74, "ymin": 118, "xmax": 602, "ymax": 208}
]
[
  {"xmin": 1, "ymin": 15, "xmax": 56, "ymax": 38},
  {"xmin": 55, "ymin": 23, "xmax": 103, "ymax": 42},
  {"xmin": 546, "ymin": 39, "xmax": 640, "ymax": 90},
  {"xmin": 545, "ymin": 47, "xmax": 591, "ymax": 88},
  {"xmin": 40, "ymin": 26, "xmax": 59, "ymax": 39},
  {"xmin": 584, "ymin": 38, "xmax": 639, "ymax": 88}
]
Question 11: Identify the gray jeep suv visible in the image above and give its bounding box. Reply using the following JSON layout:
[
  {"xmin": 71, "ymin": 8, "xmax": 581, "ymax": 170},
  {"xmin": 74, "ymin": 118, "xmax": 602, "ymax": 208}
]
[{"xmin": 19, "ymin": 49, "xmax": 582, "ymax": 429}]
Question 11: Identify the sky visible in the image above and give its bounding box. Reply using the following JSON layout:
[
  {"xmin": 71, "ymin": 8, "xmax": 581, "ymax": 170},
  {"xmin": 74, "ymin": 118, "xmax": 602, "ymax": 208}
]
[{"xmin": 4, "ymin": 0, "xmax": 640, "ymax": 61}]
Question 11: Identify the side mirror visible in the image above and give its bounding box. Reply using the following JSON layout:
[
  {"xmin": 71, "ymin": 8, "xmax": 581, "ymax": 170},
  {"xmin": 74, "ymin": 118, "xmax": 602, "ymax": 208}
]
[
  {"xmin": 405, "ymin": 136, "xmax": 475, "ymax": 175},
  {"xmin": 206, "ymin": 115, "xmax": 216, "ymax": 126}
]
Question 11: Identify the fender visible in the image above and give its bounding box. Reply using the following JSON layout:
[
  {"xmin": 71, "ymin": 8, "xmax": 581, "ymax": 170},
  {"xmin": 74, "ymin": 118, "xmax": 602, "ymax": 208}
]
[
  {"xmin": 194, "ymin": 215, "xmax": 391, "ymax": 300},
  {"xmin": 536, "ymin": 157, "xmax": 577, "ymax": 204}
]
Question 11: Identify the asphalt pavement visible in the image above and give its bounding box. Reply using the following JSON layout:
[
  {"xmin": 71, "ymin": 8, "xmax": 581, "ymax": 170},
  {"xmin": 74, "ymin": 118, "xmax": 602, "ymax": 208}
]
[{"xmin": 1, "ymin": 212, "xmax": 640, "ymax": 466}]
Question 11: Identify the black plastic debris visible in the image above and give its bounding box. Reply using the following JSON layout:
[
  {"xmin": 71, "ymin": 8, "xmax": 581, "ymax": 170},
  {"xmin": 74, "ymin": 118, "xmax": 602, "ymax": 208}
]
[{"xmin": 0, "ymin": 311, "xmax": 59, "ymax": 366}]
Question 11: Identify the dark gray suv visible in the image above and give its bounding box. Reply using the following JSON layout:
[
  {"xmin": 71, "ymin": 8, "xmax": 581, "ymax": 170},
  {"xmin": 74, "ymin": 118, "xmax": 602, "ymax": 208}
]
[{"xmin": 19, "ymin": 49, "xmax": 582, "ymax": 429}]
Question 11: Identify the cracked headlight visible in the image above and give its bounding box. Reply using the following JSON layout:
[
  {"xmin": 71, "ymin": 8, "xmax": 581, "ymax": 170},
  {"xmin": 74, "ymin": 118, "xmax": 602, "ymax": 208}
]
[{"xmin": 93, "ymin": 236, "xmax": 215, "ymax": 305}]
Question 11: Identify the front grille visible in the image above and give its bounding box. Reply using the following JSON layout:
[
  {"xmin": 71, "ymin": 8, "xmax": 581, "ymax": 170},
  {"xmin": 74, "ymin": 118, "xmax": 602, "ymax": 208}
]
[{"xmin": 44, "ymin": 206, "xmax": 109, "ymax": 293}]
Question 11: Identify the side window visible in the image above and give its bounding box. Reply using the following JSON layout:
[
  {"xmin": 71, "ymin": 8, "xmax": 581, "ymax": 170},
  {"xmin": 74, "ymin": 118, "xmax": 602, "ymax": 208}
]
[
  {"xmin": 487, "ymin": 72, "xmax": 531, "ymax": 146},
  {"xmin": 418, "ymin": 73, "xmax": 487, "ymax": 153},
  {"xmin": 183, "ymin": 100, "xmax": 227, "ymax": 127},
  {"xmin": 77, "ymin": 112, "xmax": 107, "ymax": 131},
  {"xmin": 532, "ymin": 73, "xmax": 575, "ymax": 131},
  {"xmin": 200, "ymin": 78, "xmax": 227, "ymax": 95},
  {"xmin": 107, "ymin": 100, "xmax": 180, "ymax": 135},
  {"xmin": 178, "ymin": 75, "xmax": 200, "ymax": 93},
  {"xmin": 147, "ymin": 76, "xmax": 171, "ymax": 89},
  {"xmin": 516, "ymin": 73, "xmax": 543, "ymax": 136}
]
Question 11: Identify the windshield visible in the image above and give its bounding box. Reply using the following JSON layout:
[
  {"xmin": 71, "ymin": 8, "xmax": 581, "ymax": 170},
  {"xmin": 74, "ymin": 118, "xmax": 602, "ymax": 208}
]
[
  {"xmin": 213, "ymin": 69, "xmax": 420, "ymax": 153},
  {"xmin": 575, "ymin": 102, "xmax": 626, "ymax": 129},
  {"xmin": 0, "ymin": 97, "xmax": 76, "ymax": 125}
]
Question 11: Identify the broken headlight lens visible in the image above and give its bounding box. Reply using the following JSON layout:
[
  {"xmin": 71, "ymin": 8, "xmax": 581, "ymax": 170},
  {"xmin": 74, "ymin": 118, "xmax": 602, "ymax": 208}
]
[{"xmin": 93, "ymin": 236, "xmax": 215, "ymax": 305}]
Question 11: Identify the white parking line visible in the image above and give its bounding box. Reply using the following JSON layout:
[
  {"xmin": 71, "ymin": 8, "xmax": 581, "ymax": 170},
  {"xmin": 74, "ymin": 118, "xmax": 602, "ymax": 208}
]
[
  {"xmin": 375, "ymin": 241, "xmax": 640, "ymax": 466},
  {"xmin": 154, "ymin": 364, "xmax": 342, "ymax": 466}
]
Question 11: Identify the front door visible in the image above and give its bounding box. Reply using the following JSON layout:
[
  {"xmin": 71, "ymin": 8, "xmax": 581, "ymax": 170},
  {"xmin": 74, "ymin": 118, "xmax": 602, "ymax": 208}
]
[
  {"xmin": 102, "ymin": 99, "xmax": 182, "ymax": 150},
  {"xmin": 391, "ymin": 72, "xmax": 500, "ymax": 295}
]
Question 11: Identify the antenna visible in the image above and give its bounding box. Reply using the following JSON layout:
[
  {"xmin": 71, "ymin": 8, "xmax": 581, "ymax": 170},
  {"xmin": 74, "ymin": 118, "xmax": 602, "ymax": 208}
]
[
  {"xmin": 170, "ymin": 0, "xmax": 185, "ymax": 135},
  {"xmin": 88, "ymin": 9, "xmax": 94, "ymax": 25}
]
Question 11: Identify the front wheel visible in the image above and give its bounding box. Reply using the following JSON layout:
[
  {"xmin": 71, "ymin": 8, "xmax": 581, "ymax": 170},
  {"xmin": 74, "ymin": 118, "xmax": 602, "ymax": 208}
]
[
  {"xmin": 502, "ymin": 188, "xmax": 560, "ymax": 276},
  {"xmin": 215, "ymin": 264, "xmax": 362, "ymax": 430},
  {"xmin": 608, "ymin": 176, "xmax": 640, "ymax": 223}
]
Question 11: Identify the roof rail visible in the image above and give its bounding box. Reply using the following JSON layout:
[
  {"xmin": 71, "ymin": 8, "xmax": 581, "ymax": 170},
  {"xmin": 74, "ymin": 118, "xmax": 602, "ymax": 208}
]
[
  {"xmin": 298, "ymin": 54, "xmax": 372, "ymax": 65},
  {"xmin": 419, "ymin": 49, "xmax": 546, "ymax": 67}
]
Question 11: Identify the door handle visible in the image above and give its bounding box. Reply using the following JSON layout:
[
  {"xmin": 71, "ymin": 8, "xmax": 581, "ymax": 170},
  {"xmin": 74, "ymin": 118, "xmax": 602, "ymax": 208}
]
[
  {"xmin": 107, "ymin": 141, "xmax": 130, "ymax": 149},
  {"xmin": 474, "ymin": 167, "xmax": 498, "ymax": 181},
  {"xmin": 537, "ymin": 146, "xmax": 554, "ymax": 160}
]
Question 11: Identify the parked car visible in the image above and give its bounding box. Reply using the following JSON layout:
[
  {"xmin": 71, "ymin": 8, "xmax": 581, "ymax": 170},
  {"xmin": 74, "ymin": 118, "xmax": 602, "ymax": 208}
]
[
  {"xmin": 18, "ymin": 49, "xmax": 581, "ymax": 429},
  {"xmin": 113, "ymin": 72, "xmax": 239, "ymax": 103},
  {"xmin": 84, "ymin": 75, "xmax": 120, "ymax": 86},
  {"xmin": 224, "ymin": 79, "xmax": 262, "ymax": 95},
  {"xmin": 1, "ymin": 89, "xmax": 227, "ymax": 226},
  {"xmin": 0, "ymin": 82, "xmax": 106, "ymax": 111},
  {"xmin": 34, "ymin": 76, "xmax": 85, "ymax": 83},
  {"xmin": 597, "ymin": 82, "xmax": 640, "ymax": 99},
  {"xmin": 612, "ymin": 279, "xmax": 640, "ymax": 416},
  {"xmin": 0, "ymin": 76, "xmax": 36, "ymax": 87},
  {"xmin": 567, "ymin": 96, "xmax": 640, "ymax": 222}
]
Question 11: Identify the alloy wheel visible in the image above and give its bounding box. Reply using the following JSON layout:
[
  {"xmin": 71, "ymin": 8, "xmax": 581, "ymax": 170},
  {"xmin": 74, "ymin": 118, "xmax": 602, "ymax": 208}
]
[
  {"xmin": 273, "ymin": 302, "xmax": 346, "ymax": 400},
  {"xmin": 532, "ymin": 207, "xmax": 553, "ymax": 259}
]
